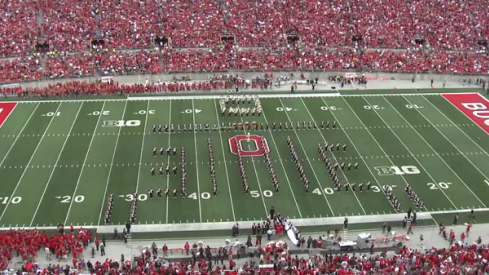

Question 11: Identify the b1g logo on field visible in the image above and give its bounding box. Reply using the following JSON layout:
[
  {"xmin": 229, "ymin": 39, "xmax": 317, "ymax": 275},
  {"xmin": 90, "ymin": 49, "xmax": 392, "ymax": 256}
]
[
  {"xmin": 375, "ymin": 165, "xmax": 420, "ymax": 176},
  {"xmin": 228, "ymin": 135, "xmax": 270, "ymax": 157},
  {"xmin": 102, "ymin": 120, "xmax": 141, "ymax": 127}
]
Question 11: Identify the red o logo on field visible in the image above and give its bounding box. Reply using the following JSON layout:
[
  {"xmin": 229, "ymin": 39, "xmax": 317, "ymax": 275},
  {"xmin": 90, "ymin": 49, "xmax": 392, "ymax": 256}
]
[{"xmin": 229, "ymin": 135, "xmax": 270, "ymax": 157}]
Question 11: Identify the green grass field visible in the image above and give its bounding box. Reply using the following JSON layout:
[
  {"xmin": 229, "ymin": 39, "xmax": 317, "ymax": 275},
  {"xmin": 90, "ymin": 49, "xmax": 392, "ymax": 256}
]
[{"xmin": 1, "ymin": 91, "xmax": 489, "ymax": 229}]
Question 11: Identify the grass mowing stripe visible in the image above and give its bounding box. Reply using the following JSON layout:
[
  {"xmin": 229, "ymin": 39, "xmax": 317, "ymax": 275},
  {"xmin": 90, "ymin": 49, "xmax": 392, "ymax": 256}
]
[
  {"xmin": 191, "ymin": 99, "xmax": 203, "ymax": 222},
  {"xmin": 135, "ymin": 101, "xmax": 150, "ymax": 194},
  {"xmin": 276, "ymin": 98, "xmax": 335, "ymax": 215},
  {"xmin": 380, "ymin": 96, "xmax": 483, "ymax": 209},
  {"xmin": 0, "ymin": 103, "xmax": 39, "ymax": 168},
  {"xmin": 260, "ymin": 102, "xmax": 303, "ymax": 218},
  {"xmin": 97, "ymin": 100, "xmax": 129, "ymax": 225},
  {"xmin": 296, "ymin": 98, "xmax": 366, "ymax": 214},
  {"xmin": 363, "ymin": 96, "xmax": 459, "ymax": 210},
  {"xmin": 166, "ymin": 100, "xmax": 172, "ymax": 223},
  {"xmin": 422, "ymin": 95, "xmax": 489, "ymax": 174},
  {"xmin": 0, "ymin": 103, "xmax": 63, "ymax": 223},
  {"xmin": 381, "ymin": 96, "xmax": 480, "ymax": 210},
  {"xmin": 29, "ymin": 103, "xmax": 84, "ymax": 226},
  {"xmin": 318, "ymin": 97, "xmax": 397, "ymax": 213},
  {"xmin": 403, "ymin": 96, "xmax": 487, "ymax": 207},
  {"xmin": 428, "ymin": 95, "xmax": 489, "ymax": 155},
  {"xmin": 212, "ymin": 100, "xmax": 236, "ymax": 221},
  {"xmin": 64, "ymin": 101, "xmax": 106, "ymax": 224},
  {"xmin": 345, "ymin": 96, "xmax": 460, "ymax": 211}
]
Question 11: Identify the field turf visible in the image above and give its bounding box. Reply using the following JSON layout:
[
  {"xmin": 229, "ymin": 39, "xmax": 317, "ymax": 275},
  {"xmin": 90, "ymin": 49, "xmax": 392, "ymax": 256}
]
[{"xmin": 0, "ymin": 91, "xmax": 489, "ymax": 228}]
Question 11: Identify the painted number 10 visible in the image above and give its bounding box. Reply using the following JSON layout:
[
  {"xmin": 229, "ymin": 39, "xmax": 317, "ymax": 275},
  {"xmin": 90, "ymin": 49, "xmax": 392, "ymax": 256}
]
[{"xmin": 0, "ymin": 196, "xmax": 22, "ymax": 204}]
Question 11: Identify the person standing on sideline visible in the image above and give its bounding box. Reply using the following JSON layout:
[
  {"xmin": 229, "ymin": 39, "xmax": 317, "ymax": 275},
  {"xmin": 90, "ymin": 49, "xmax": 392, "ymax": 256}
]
[
  {"xmin": 419, "ymin": 234, "xmax": 424, "ymax": 248},
  {"xmin": 163, "ymin": 244, "xmax": 168, "ymax": 257},
  {"xmin": 126, "ymin": 221, "xmax": 131, "ymax": 234},
  {"xmin": 407, "ymin": 221, "xmax": 414, "ymax": 235}
]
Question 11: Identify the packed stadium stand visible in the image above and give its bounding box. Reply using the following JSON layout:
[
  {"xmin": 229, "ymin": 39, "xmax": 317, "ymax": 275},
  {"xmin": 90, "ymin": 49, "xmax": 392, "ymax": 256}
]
[
  {"xmin": 2, "ymin": 224, "xmax": 489, "ymax": 274},
  {"xmin": 0, "ymin": 0, "xmax": 488, "ymax": 85}
]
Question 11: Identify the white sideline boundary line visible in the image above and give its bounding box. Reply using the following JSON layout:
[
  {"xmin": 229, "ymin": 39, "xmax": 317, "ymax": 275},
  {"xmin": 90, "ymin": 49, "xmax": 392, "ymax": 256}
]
[
  {"xmin": 0, "ymin": 92, "xmax": 477, "ymax": 103},
  {"xmin": 6, "ymin": 208, "xmax": 488, "ymax": 232}
]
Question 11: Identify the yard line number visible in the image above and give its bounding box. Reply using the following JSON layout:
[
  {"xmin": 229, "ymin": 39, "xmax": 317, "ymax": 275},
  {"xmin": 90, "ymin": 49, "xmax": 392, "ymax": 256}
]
[
  {"xmin": 42, "ymin": 112, "xmax": 61, "ymax": 117},
  {"xmin": 405, "ymin": 104, "xmax": 423, "ymax": 109},
  {"xmin": 364, "ymin": 105, "xmax": 384, "ymax": 110},
  {"xmin": 136, "ymin": 110, "xmax": 155, "ymax": 115},
  {"xmin": 312, "ymin": 186, "xmax": 380, "ymax": 195},
  {"xmin": 90, "ymin": 111, "xmax": 110, "ymax": 116},
  {"xmin": 57, "ymin": 195, "xmax": 85, "ymax": 203},
  {"xmin": 427, "ymin": 182, "xmax": 452, "ymax": 190},
  {"xmin": 320, "ymin": 106, "xmax": 338, "ymax": 111},
  {"xmin": 0, "ymin": 196, "xmax": 22, "ymax": 204}
]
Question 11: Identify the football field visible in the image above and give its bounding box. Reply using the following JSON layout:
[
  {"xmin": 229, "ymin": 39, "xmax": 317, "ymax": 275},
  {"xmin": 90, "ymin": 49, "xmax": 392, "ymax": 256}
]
[{"xmin": 1, "ymin": 91, "xmax": 489, "ymax": 228}]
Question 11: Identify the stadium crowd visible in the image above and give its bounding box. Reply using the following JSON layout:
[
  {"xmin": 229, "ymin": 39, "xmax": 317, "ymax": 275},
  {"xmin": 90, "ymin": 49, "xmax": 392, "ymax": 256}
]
[
  {"xmin": 2, "ymin": 49, "xmax": 488, "ymax": 85},
  {"xmin": 1, "ymin": 0, "xmax": 489, "ymax": 85},
  {"xmin": 4, "ymin": 222, "xmax": 489, "ymax": 274},
  {"xmin": 4, "ymin": 0, "xmax": 488, "ymax": 55}
]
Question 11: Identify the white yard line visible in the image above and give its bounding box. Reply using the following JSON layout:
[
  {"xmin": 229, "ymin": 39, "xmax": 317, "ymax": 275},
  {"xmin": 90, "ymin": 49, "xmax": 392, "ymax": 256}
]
[
  {"xmin": 364, "ymin": 96, "xmax": 459, "ymax": 208},
  {"xmin": 298, "ymin": 98, "xmax": 367, "ymax": 214},
  {"xmin": 260, "ymin": 103, "xmax": 303, "ymax": 218},
  {"xmin": 191, "ymin": 99, "xmax": 203, "ymax": 222},
  {"xmin": 212, "ymin": 99, "xmax": 236, "ymax": 221},
  {"xmin": 0, "ymin": 103, "xmax": 40, "ymax": 168},
  {"xmin": 0, "ymin": 103, "xmax": 61, "ymax": 223},
  {"xmin": 321, "ymin": 96, "xmax": 408, "ymax": 212},
  {"xmin": 0, "ymin": 92, "xmax": 472, "ymax": 104},
  {"xmin": 276, "ymin": 98, "xmax": 335, "ymax": 216},
  {"xmin": 235, "ymin": 104, "xmax": 268, "ymax": 216},
  {"xmin": 64, "ymin": 102, "xmax": 106, "ymax": 224},
  {"xmin": 29, "ymin": 103, "xmax": 84, "ymax": 226},
  {"xmin": 165, "ymin": 100, "xmax": 172, "ymax": 223},
  {"xmin": 97, "ymin": 100, "xmax": 129, "ymax": 225},
  {"xmin": 135, "ymin": 101, "xmax": 150, "ymax": 194},
  {"xmin": 403, "ymin": 96, "xmax": 487, "ymax": 207}
]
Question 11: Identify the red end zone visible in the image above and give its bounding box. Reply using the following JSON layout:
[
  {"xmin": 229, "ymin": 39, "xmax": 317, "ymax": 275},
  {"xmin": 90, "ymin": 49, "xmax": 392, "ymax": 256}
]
[
  {"xmin": 442, "ymin": 93, "xmax": 489, "ymax": 134},
  {"xmin": 0, "ymin": 102, "xmax": 17, "ymax": 128}
]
